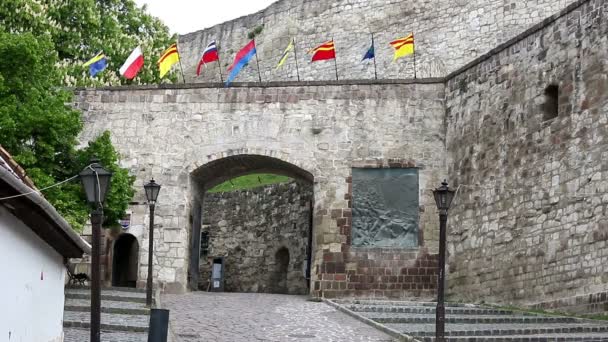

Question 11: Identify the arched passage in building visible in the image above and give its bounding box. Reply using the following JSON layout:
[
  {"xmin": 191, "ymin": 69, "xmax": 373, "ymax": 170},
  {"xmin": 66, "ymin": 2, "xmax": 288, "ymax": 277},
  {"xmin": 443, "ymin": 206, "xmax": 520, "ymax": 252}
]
[
  {"xmin": 188, "ymin": 154, "xmax": 314, "ymax": 294},
  {"xmin": 112, "ymin": 233, "xmax": 139, "ymax": 288}
]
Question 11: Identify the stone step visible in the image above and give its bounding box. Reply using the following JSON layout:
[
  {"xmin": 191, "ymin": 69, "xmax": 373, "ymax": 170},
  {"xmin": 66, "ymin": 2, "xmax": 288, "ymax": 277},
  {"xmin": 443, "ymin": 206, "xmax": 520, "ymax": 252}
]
[
  {"xmin": 346, "ymin": 303, "xmax": 527, "ymax": 316},
  {"xmin": 386, "ymin": 322, "xmax": 608, "ymax": 337},
  {"xmin": 66, "ymin": 285, "xmax": 146, "ymax": 294},
  {"xmin": 64, "ymin": 327, "xmax": 148, "ymax": 342},
  {"xmin": 65, "ymin": 298, "xmax": 149, "ymax": 315},
  {"xmin": 63, "ymin": 311, "xmax": 149, "ymax": 333},
  {"xmin": 334, "ymin": 299, "xmax": 463, "ymax": 307},
  {"xmin": 66, "ymin": 288, "xmax": 148, "ymax": 304},
  {"xmin": 419, "ymin": 333, "xmax": 608, "ymax": 342},
  {"xmin": 362, "ymin": 312, "xmax": 579, "ymax": 324}
]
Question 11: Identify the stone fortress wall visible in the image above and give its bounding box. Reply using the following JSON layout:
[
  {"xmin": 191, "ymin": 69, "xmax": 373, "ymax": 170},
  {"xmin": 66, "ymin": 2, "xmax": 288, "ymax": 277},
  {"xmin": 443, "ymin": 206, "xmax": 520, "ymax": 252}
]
[
  {"xmin": 178, "ymin": 0, "xmax": 576, "ymax": 83},
  {"xmin": 74, "ymin": 80, "xmax": 447, "ymax": 298},
  {"xmin": 445, "ymin": 0, "xmax": 608, "ymax": 313},
  {"xmin": 198, "ymin": 181, "xmax": 312, "ymax": 295},
  {"xmin": 74, "ymin": 0, "xmax": 608, "ymax": 313}
]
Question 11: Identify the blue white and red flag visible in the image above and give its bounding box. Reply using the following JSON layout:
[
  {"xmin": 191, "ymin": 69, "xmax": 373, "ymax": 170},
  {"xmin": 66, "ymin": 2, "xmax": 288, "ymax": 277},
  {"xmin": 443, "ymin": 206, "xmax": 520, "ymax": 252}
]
[
  {"xmin": 225, "ymin": 40, "xmax": 256, "ymax": 86},
  {"xmin": 196, "ymin": 40, "xmax": 220, "ymax": 76}
]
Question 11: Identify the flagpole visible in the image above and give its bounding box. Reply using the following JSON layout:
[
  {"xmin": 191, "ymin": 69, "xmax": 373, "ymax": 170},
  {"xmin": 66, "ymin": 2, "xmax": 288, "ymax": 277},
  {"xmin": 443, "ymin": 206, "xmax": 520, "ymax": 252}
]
[
  {"xmin": 332, "ymin": 37, "xmax": 339, "ymax": 81},
  {"xmin": 293, "ymin": 38, "xmax": 301, "ymax": 82},
  {"xmin": 253, "ymin": 39, "xmax": 263, "ymax": 83},
  {"xmin": 176, "ymin": 43, "xmax": 186, "ymax": 83},
  {"xmin": 216, "ymin": 43, "xmax": 225, "ymax": 83},
  {"xmin": 412, "ymin": 32, "xmax": 417, "ymax": 79},
  {"xmin": 371, "ymin": 33, "xmax": 378, "ymax": 80}
]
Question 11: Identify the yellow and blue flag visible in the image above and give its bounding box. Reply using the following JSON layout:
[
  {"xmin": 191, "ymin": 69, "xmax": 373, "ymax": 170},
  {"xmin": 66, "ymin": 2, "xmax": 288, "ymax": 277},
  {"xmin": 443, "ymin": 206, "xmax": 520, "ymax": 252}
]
[{"xmin": 83, "ymin": 52, "xmax": 108, "ymax": 77}]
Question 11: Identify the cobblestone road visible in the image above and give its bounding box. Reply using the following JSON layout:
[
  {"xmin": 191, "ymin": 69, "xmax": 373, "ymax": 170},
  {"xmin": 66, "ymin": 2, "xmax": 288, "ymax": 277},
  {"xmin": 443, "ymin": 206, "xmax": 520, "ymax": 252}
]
[{"xmin": 162, "ymin": 292, "xmax": 396, "ymax": 342}]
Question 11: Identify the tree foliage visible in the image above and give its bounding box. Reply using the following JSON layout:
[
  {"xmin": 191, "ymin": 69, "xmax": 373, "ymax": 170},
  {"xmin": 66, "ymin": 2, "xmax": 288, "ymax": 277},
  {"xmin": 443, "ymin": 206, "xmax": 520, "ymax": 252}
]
[
  {"xmin": 0, "ymin": 0, "xmax": 177, "ymax": 86},
  {"xmin": 0, "ymin": 31, "xmax": 136, "ymax": 231}
]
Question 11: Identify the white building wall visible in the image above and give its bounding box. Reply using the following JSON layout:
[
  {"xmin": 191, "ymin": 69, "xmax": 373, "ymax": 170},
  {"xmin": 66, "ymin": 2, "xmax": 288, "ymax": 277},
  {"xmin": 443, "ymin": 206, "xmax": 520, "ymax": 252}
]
[{"xmin": 0, "ymin": 206, "xmax": 66, "ymax": 342}]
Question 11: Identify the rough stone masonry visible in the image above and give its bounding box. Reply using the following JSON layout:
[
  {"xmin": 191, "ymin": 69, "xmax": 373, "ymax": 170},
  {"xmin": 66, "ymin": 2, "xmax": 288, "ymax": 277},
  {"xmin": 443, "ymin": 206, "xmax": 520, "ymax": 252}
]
[
  {"xmin": 198, "ymin": 181, "xmax": 312, "ymax": 295},
  {"xmin": 178, "ymin": 0, "xmax": 576, "ymax": 82},
  {"xmin": 75, "ymin": 80, "xmax": 447, "ymax": 298},
  {"xmin": 74, "ymin": 0, "xmax": 608, "ymax": 313}
]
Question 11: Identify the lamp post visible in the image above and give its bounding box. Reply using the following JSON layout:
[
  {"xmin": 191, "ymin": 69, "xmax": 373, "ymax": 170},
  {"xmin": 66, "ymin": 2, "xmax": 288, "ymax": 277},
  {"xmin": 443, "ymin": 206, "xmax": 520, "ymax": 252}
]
[
  {"xmin": 432, "ymin": 180, "xmax": 456, "ymax": 342},
  {"xmin": 79, "ymin": 159, "xmax": 112, "ymax": 342},
  {"xmin": 144, "ymin": 179, "xmax": 161, "ymax": 307}
]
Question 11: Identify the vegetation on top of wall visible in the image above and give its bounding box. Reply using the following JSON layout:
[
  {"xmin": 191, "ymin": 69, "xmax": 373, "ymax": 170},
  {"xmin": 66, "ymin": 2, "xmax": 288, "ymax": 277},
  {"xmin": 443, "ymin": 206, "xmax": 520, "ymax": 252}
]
[
  {"xmin": 247, "ymin": 25, "xmax": 264, "ymax": 40},
  {"xmin": 207, "ymin": 174, "xmax": 291, "ymax": 193}
]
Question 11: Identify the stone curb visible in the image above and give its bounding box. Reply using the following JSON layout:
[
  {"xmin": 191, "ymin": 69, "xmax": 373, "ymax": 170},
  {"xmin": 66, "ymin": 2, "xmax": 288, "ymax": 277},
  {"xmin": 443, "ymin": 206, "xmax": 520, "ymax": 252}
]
[{"xmin": 323, "ymin": 299, "xmax": 422, "ymax": 342}]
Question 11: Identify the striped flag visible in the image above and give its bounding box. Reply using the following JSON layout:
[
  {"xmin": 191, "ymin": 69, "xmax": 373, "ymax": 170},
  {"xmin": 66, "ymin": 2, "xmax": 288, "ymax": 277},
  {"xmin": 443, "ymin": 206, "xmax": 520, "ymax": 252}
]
[
  {"xmin": 119, "ymin": 46, "xmax": 144, "ymax": 80},
  {"xmin": 389, "ymin": 33, "xmax": 415, "ymax": 61},
  {"xmin": 197, "ymin": 41, "xmax": 220, "ymax": 76},
  {"xmin": 276, "ymin": 39, "xmax": 294, "ymax": 69},
  {"xmin": 309, "ymin": 40, "xmax": 336, "ymax": 62},
  {"xmin": 158, "ymin": 43, "xmax": 180, "ymax": 78}
]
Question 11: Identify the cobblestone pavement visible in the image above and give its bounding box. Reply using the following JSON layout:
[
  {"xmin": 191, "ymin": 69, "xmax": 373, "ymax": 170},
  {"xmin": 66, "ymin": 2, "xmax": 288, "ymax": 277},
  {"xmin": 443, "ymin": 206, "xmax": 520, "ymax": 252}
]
[
  {"xmin": 162, "ymin": 292, "xmax": 396, "ymax": 342},
  {"xmin": 64, "ymin": 328, "xmax": 148, "ymax": 342}
]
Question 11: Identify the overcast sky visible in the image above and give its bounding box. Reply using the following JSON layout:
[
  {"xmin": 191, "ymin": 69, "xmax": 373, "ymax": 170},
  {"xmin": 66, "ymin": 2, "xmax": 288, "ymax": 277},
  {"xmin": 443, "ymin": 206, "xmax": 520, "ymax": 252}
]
[{"xmin": 134, "ymin": 0, "xmax": 277, "ymax": 35}]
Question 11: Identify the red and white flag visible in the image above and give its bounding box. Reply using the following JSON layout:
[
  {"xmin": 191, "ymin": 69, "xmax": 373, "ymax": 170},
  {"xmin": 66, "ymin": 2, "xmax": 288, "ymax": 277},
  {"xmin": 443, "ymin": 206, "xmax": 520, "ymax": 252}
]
[{"xmin": 119, "ymin": 46, "xmax": 144, "ymax": 79}]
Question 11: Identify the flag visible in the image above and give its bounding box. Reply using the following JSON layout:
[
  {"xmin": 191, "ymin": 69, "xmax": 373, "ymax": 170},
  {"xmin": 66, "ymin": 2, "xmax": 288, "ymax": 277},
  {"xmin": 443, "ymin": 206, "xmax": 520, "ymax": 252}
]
[
  {"xmin": 119, "ymin": 46, "xmax": 144, "ymax": 80},
  {"xmin": 389, "ymin": 33, "xmax": 415, "ymax": 61},
  {"xmin": 309, "ymin": 40, "xmax": 335, "ymax": 62},
  {"xmin": 83, "ymin": 52, "xmax": 107, "ymax": 77},
  {"xmin": 158, "ymin": 43, "xmax": 180, "ymax": 78},
  {"xmin": 197, "ymin": 40, "xmax": 219, "ymax": 76},
  {"xmin": 362, "ymin": 43, "xmax": 375, "ymax": 61},
  {"xmin": 225, "ymin": 40, "xmax": 257, "ymax": 86},
  {"xmin": 276, "ymin": 39, "xmax": 294, "ymax": 69}
]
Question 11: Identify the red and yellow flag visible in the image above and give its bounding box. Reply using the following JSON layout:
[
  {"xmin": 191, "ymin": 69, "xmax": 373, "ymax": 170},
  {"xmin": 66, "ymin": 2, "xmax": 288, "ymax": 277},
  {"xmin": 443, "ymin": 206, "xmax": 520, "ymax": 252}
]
[
  {"xmin": 158, "ymin": 43, "xmax": 180, "ymax": 78},
  {"xmin": 389, "ymin": 34, "xmax": 414, "ymax": 61},
  {"xmin": 309, "ymin": 40, "xmax": 336, "ymax": 62}
]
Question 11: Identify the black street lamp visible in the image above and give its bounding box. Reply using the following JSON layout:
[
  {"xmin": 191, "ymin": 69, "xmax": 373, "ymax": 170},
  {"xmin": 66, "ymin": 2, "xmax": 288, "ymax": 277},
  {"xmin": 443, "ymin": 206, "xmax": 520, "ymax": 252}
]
[
  {"xmin": 144, "ymin": 179, "xmax": 161, "ymax": 307},
  {"xmin": 79, "ymin": 159, "xmax": 112, "ymax": 342},
  {"xmin": 432, "ymin": 180, "xmax": 456, "ymax": 342}
]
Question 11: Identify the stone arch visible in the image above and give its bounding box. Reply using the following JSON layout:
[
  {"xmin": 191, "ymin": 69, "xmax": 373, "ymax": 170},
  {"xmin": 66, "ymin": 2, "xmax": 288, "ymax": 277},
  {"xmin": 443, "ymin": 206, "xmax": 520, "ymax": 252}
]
[
  {"xmin": 112, "ymin": 233, "xmax": 139, "ymax": 288},
  {"xmin": 188, "ymin": 151, "xmax": 315, "ymax": 192},
  {"xmin": 187, "ymin": 153, "xmax": 315, "ymax": 292}
]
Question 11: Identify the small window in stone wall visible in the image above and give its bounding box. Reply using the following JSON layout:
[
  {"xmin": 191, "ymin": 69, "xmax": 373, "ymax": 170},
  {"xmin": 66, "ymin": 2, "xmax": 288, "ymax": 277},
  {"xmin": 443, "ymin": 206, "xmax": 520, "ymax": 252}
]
[
  {"xmin": 200, "ymin": 231, "xmax": 209, "ymax": 258},
  {"xmin": 352, "ymin": 168, "xmax": 419, "ymax": 248},
  {"xmin": 543, "ymin": 84, "xmax": 559, "ymax": 121}
]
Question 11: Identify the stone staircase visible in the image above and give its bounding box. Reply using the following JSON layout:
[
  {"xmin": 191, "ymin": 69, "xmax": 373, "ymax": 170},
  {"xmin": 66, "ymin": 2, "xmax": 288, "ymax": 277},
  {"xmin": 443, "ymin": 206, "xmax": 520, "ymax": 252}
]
[
  {"xmin": 333, "ymin": 300, "xmax": 608, "ymax": 341},
  {"xmin": 63, "ymin": 286, "xmax": 150, "ymax": 342}
]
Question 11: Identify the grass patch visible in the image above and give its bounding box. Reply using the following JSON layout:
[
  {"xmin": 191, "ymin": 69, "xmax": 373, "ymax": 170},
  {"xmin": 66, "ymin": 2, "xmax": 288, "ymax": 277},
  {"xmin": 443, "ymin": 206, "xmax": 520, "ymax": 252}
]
[{"xmin": 207, "ymin": 173, "xmax": 291, "ymax": 193}]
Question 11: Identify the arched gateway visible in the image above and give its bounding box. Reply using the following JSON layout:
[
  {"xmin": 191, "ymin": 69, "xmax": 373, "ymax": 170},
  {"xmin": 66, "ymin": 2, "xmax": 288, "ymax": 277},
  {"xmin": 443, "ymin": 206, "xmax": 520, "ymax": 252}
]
[
  {"xmin": 188, "ymin": 154, "xmax": 314, "ymax": 293},
  {"xmin": 74, "ymin": 80, "xmax": 446, "ymax": 298}
]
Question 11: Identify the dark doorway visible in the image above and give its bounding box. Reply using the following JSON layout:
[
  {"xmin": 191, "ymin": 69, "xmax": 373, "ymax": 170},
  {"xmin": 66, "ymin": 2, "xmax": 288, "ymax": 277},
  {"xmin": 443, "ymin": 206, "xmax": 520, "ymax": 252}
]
[
  {"xmin": 269, "ymin": 247, "xmax": 290, "ymax": 294},
  {"xmin": 112, "ymin": 233, "xmax": 139, "ymax": 287}
]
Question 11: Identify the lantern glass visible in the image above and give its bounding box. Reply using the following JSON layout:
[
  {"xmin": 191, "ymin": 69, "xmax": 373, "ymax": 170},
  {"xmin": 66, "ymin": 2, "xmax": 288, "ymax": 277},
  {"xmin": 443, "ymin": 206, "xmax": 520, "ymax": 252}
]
[
  {"xmin": 144, "ymin": 179, "xmax": 161, "ymax": 204},
  {"xmin": 79, "ymin": 158, "xmax": 113, "ymax": 205},
  {"xmin": 432, "ymin": 180, "xmax": 456, "ymax": 211}
]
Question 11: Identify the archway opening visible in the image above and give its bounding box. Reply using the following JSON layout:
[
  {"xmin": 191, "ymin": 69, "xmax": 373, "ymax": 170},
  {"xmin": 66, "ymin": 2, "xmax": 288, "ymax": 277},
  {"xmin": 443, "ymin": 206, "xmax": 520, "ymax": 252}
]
[
  {"xmin": 189, "ymin": 154, "xmax": 313, "ymax": 295},
  {"xmin": 112, "ymin": 233, "xmax": 139, "ymax": 288},
  {"xmin": 270, "ymin": 247, "xmax": 290, "ymax": 294}
]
